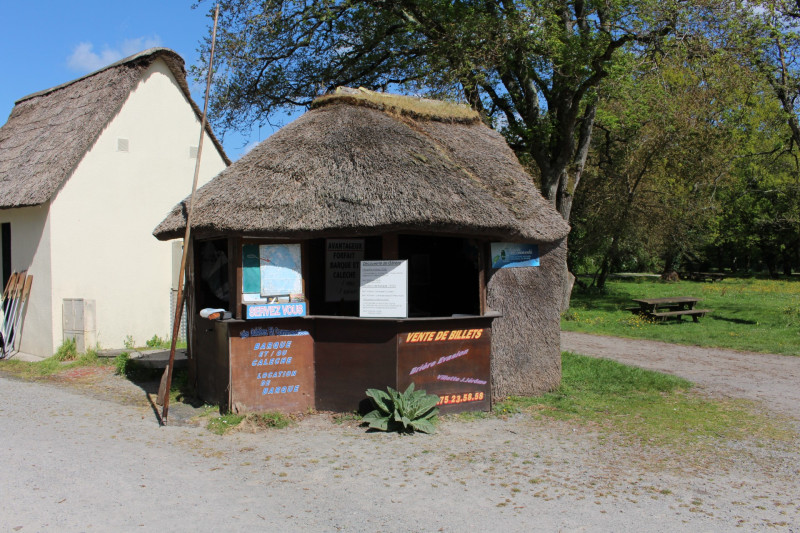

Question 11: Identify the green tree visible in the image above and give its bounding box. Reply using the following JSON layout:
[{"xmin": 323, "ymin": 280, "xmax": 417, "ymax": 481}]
[
  {"xmin": 197, "ymin": 0, "xmax": 685, "ymax": 220},
  {"xmin": 741, "ymin": 0, "xmax": 800, "ymax": 150},
  {"xmin": 569, "ymin": 42, "xmax": 765, "ymax": 285}
]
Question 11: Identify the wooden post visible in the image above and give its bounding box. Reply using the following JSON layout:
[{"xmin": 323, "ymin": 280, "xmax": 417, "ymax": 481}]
[
  {"xmin": 229, "ymin": 237, "xmax": 243, "ymax": 319},
  {"xmin": 160, "ymin": 4, "xmax": 220, "ymax": 425},
  {"xmin": 382, "ymin": 233, "xmax": 398, "ymax": 260},
  {"xmin": 478, "ymin": 240, "xmax": 487, "ymax": 316},
  {"xmin": 302, "ymin": 240, "xmax": 311, "ymax": 314}
]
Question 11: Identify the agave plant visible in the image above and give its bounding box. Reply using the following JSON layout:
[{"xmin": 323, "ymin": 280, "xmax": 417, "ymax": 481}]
[{"xmin": 362, "ymin": 383, "xmax": 439, "ymax": 434}]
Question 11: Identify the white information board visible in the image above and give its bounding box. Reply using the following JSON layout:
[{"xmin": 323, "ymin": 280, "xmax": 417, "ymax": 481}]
[{"xmin": 359, "ymin": 260, "xmax": 408, "ymax": 318}]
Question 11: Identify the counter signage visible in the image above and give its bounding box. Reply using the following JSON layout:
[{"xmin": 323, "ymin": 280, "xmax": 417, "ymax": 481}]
[
  {"xmin": 246, "ymin": 302, "xmax": 307, "ymax": 319},
  {"xmin": 397, "ymin": 327, "xmax": 491, "ymax": 413},
  {"xmin": 325, "ymin": 239, "xmax": 364, "ymax": 302},
  {"xmin": 229, "ymin": 327, "xmax": 314, "ymax": 413},
  {"xmin": 359, "ymin": 260, "xmax": 408, "ymax": 318},
  {"xmin": 490, "ymin": 243, "xmax": 539, "ymax": 269}
]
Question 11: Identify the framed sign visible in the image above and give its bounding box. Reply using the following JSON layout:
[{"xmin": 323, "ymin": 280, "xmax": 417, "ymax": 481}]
[
  {"xmin": 260, "ymin": 244, "xmax": 303, "ymax": 297},
  {"xmin": 242, "ymin": 243, "xmax": 304, "ymax": 303},
  {"xmin": 397, "ymin": 327, "xmax": 491, "ymax": 414},
  {"xmin": 325, "ymin": 239, "xmax": 364, "ymax": 302},
  {"xmin": 490, "ymin": 243, "xmax": 539, "ymax": 269},
  {"xmin": 229, "ymin": 324, "xmax": 314, "ymax": 413},
  {"xmin": 359, "ymin": 260, "xmax": 408, "ymax": 318},
  {"xmin": 246, "ymin": 302, "xmax": 307, "ymax": 319}
]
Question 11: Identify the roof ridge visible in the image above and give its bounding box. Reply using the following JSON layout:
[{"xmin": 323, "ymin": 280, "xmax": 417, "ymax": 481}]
[
  {"xmin": 311, "ymin": 87, "xmax": 481, "ymax": 124},
  {"xmin": 15, "ymin": 47, "xmax": 183, "ymax": 104}
]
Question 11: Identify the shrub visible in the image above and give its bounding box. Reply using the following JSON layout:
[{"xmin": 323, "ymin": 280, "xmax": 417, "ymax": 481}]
[
  {"xmin": 53, "ymin": 338, "xmax": 78, "ymax": 361},
  {"xmin": 145, "ymin": 335, "xmax": 169, "ymax": 349},
  {"xmin": 123, "ymin": 335, "xmax": 135, "ymax": 349},
  {"xmin": 362, "ymin": 383, "xmax": 439, "ymax": 434},
  {"xmin": 113, "ymin": 352, "xmax": 131, "ymax": 375}
]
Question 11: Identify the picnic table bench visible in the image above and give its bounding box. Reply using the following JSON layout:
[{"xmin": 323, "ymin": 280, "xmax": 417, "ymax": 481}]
[
  {"xmin": 629, "ymin": 297, "xmax": 711, "ymax": 322},
  {"xmin": 683, "ymin": 272, "xmax": 726, "ymax": 282}
]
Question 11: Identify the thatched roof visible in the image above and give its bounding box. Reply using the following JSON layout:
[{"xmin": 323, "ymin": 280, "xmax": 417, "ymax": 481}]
[
  {"xmin": 0, "ymin": 48, "xmax": 230, "ymax": 209},
  {"xmin": 154, "ymin": 88, "xmax": 569, "ymax": 243}
]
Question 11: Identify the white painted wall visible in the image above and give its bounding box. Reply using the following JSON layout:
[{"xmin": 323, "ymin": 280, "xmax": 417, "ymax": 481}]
[
  {"xmin": 0, "ymin": 204, "xmax": 54, "ymax": 356},
  {"xmin": 47, "ymin": 59, "xmax": 226, "ymax": 352}
]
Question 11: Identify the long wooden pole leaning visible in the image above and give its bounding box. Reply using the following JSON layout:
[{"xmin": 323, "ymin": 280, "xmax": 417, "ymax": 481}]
[{"xmin": 160, "ymin": 4, "xmax": 220, "ymax": 425}]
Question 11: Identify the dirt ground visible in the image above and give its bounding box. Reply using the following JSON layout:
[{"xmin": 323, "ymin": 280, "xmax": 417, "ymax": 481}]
[{"xmin": 1, "ymin": 335, "xmax": 799, "ymax": 532}]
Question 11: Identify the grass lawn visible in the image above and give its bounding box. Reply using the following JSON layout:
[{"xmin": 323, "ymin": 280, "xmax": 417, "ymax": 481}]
[
  {"xmin": 495, "ymin": 352, "xmax": 795, "ymax": 449},
  {"xmin": 562, "ymin": 276, "xmax": 800, "ymax": 355}
]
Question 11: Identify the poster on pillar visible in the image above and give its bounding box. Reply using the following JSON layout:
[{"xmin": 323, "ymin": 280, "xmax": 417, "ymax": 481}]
[
  {"xmin": 325, "ymin": 239, "xmax": 364, "ymax": 302},
  {"xmin": 490, "ymin": 243, "xmax": 539, "ymax": 269},
  {"xmin": 397, "ymin": 327, "xmax": 491, "ymax": 414}
]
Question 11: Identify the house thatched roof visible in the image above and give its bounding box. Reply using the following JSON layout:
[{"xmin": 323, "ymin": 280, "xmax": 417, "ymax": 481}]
[
  {"xmin": 154, "ymin": 88, "xmax": 569, "ymax": 243},
  {"xmin": 0, "ymin": 48, "xmax": 230, "ymax": 209}
]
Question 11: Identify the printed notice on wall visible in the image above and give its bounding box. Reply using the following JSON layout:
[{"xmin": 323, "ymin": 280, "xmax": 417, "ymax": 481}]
[
  {"xmin": 359, "ymin": 260, "xmax": 408, "ymax": 318},
  {"xmin": 325, "ymin": 239, "xmax": 364, "ymax": 302}
]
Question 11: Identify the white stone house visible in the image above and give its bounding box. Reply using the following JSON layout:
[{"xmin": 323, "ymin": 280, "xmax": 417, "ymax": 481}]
[{"xmin": 0, "ymin": 48, "xmax": 229, "ymax": 357}]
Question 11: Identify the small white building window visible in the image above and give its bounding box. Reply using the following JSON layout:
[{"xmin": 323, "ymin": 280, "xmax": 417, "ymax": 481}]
[
  {"xmin": 117, "ymin": 138, "xmax": 129, "ymax": 152},
  {"xmin": 189, "ymin": 146, "xmax": 198, "ymax": 159}
]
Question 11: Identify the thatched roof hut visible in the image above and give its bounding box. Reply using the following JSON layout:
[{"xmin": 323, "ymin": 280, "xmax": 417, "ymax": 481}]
[
  {"xmin": 0, "ymin": 48, "xmax": 230, "ymax": 209},
  {"xmin": 156, "ymin": 88, "xmax": 569, "ymax": 400},
  {"xmin": 154, "ymin": 88, "xmax": 568, "ymax": 243}
]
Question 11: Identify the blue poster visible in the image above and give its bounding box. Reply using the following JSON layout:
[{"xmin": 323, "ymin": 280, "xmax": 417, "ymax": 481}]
[{"xmin": 490, "ymin": 243, "xmax": 539, "ymax": 269}]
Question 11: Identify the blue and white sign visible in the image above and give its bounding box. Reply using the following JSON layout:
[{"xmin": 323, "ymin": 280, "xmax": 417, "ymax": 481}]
[
  {"xmin": 259, "ymin": 244, "xmax": 303, "ymax": 297},
  {"xmin": 490, "ymin": 243, "xmax": 539, "ymax": 269},
  {"xmin": 246, "ymin": 302, "xmax": 307, "ymax": 320}
]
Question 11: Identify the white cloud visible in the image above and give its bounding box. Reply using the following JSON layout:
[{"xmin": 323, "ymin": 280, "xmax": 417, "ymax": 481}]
[
  {"xmin": 66, "ymin": 36, "xmax": 162, "ymax": 73},
  {"xmin": 120, "ymin": 36, "xmax": 162, "ymax": 56},
  {"xmin": 242, "ymin": 141, "xmax": 260, "ymax": 155}
]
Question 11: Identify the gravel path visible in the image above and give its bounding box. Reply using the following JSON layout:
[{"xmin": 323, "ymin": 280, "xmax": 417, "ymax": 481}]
[
  {"xmin": 2, "ymin": 335, "xmax": 799, "ymax": 532},
  {"xmin": 562, "ymin": 331, "xmax": 800, "ymax": 422}
]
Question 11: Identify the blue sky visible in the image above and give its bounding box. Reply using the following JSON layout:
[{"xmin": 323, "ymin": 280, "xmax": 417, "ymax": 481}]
[{"xmin": 0, "ymin": 1, "xmax": 282, "ymax": 161}]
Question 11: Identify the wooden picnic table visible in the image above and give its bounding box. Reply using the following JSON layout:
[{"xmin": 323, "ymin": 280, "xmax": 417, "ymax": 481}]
[
  {"xmin": 629, "ymin": 297, "xmax": 711, "ymax": 322},
  {"xmin": 683, "ymin": 272, "xmax": 726, "ymax": 282}
]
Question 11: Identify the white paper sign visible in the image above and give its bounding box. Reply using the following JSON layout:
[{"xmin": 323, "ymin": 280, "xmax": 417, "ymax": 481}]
[
  {"xmin": 359, "ymin": 260, "xmax": 408, "ymax": 318},
  {"xmin": 325, "ymin": 239, "xmax": 364, "ymax": 302}
]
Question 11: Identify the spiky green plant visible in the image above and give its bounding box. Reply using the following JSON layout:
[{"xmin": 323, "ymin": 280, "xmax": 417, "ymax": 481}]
[{"xmin": 362, "ymin": 383, "xmax": 439, "ymax": 434}]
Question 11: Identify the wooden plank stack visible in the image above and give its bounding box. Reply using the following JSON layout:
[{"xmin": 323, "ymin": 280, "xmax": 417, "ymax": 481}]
[{"xmin": 1, "ymin": 271, "xmax": 33, "ymax": 358}]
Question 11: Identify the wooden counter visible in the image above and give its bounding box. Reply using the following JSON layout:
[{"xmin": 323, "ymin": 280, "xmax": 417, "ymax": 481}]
[{"xmin": 191, "ymin": 314, "xmax": 498, "ymax": 415}]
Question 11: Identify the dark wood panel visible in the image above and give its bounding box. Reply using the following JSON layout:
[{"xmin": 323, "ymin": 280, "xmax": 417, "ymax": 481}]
[
  {"xmin": 191, "ymin": 318, "xmax": 230, "ymax": 407},
  {"xmin": 228, "ymin": 321, "xmax": 314, "ymax": 414},
  {"xmin": 314, "ymin": 320, "xmax": 397, "ymax": 412}
]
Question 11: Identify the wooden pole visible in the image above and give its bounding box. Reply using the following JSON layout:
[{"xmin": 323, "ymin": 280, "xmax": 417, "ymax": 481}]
[{"xmin": 160, "ymin": 4, "xmax": 220, "ymax": 425}]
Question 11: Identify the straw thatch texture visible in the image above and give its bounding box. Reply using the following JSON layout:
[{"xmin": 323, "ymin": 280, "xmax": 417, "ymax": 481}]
[
  {"xmin": 0, "ymin": 48, "xmax": 229, "ymax": 209},
  {"xmin": 487, "ymin": 239, "xmax": 566, "ymax": 399},
  {"xmin": 154, "ymin": 96, "xmax": 569, "ymax": 242}
]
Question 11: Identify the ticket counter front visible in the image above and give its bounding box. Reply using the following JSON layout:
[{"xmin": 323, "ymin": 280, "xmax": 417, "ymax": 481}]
[{"xmin": 188, "ymin": 234, "xmax": 498, "ymax": 415}]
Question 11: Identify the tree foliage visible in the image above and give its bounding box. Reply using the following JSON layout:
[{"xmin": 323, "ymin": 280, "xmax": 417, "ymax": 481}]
[
  {"xmin": 195, "ymin": 0, "xmax": 800, "ymax": 276},
  {"xmin": 197, "ymin": 0, "xmax": 690, "ymax": 219}
]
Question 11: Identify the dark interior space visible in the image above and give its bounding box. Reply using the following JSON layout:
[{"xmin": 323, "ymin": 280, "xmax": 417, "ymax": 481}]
[
  {"xmin": 399, "ymin": 235, "xmax": 480, "ymax": 317},
  {"xmin": 193, "ymin": 238, "xmax": 229, "ymax": 311}
]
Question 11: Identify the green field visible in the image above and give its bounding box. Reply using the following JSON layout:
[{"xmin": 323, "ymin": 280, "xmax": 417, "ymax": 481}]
[{"xmin": 562, "ymin": 277, "xmax": 800, "ymax": 356}]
